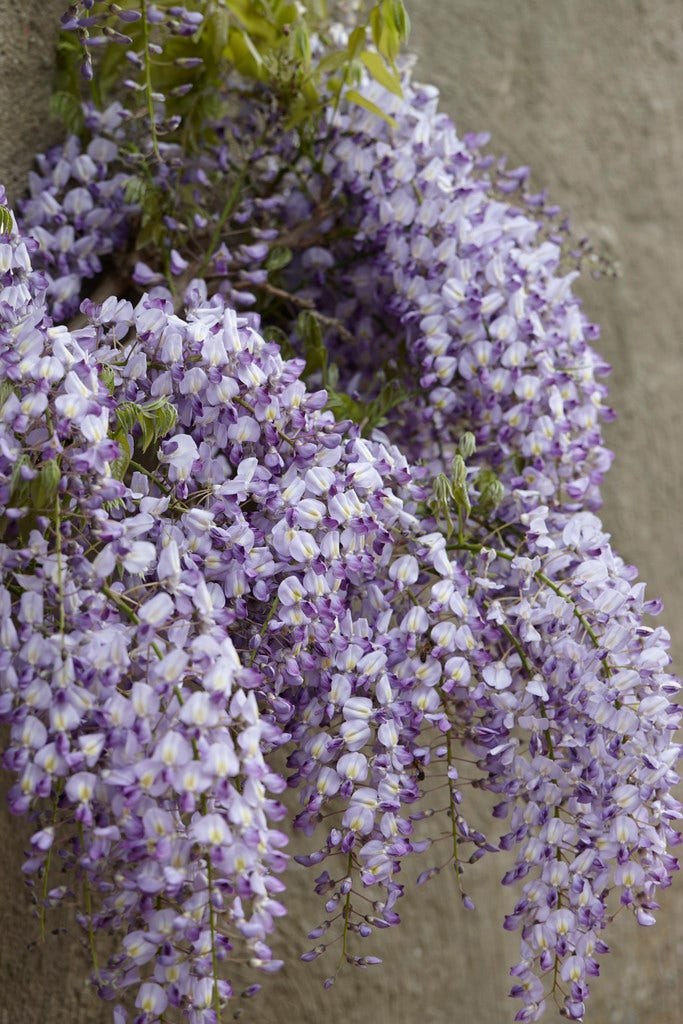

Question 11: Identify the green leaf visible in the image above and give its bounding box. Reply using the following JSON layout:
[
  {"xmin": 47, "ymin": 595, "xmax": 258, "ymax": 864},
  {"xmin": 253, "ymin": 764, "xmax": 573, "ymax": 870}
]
[
  {"xmin": 325, "ymin": 390, "xmax": 366, "ymax": 424},
  {"xmin": 239, "ymin": 28, "xmax": 264, "ymax": 68},
  {"xmin": 111, "ymin": 431, "xmax": 132, "ymax": 482},
  {"xmin": 347, "ymin": 25, "xmax": 367, "ymax": 61},
  {"xmin": 9, "ymin": 455, "xmax": 32, "ymax": 507},
  {"xmin": 265, "ymin": 246, "xmax": 293, "ymax": 273},
  {"xmin": 292, "ymin": 22, "xmax": 311, "ymax": 68},
  {"xmin": 370, "ymin": 0, "xmax": 408, "ymax": 64},
  {"xmin": 31, "ymin": 461, "xmax": 61, "ymax": 510},
  {"xmin": 345, "ymin": 88, "xmax": 397, "ymax": 128},
  {"xmin": 390, "ymin": 0, "xmax": 410, "ymax": 40},
  {"xmin": 0, "ymin": 380, "xmax": 15, "ymax": 406},
  {"xmin": 115, "ymin": 397, "xmax": 178, "ymax": 454},
  {"xmin": 224, "ymin": 0, "xmax": 278, "ymax": 40},
  {"xmin": 49, "ymin": 90, "xmax": 86, "ymax": 135},
  {"xmin": 275, "ymin": 3, "xmax": 302, "ymax": 29},
  {"xmin": 316, "ymin": 50, "xmax": 349, "ymax": 74},
  {"xmin": 297, "ymin": 310, "xmax": 327, "ymax": 380},
  {"xmin": 100, "ymin": 365, "xmax": 116, "ymax": 395},
  {"xmin": 359, "ymin": 49, "xmax": 403, "ymax": 97},
  {"xmin": 0, "ymin": 207, "xmax": 12, "ymax": 236}
]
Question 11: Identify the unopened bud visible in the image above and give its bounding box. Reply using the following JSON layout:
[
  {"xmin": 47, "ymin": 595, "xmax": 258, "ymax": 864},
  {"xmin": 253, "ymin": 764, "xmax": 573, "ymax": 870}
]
[{"xmin": 458, "ymin": 431, "xmax": 476, "ymax": 460}]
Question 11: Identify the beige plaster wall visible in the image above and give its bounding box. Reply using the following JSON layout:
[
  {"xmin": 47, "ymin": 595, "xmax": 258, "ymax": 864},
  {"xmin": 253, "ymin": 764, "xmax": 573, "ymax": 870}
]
[{"xmin": 1, "ymin": 3, "xmax": 682, "ymax": 1023}]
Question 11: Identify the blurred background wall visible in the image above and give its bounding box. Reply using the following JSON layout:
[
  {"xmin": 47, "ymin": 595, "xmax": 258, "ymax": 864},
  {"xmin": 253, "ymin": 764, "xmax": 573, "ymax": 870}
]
[{"xmin": 1, "ymin": 2, "xmax": 682, "ymax": 1022}]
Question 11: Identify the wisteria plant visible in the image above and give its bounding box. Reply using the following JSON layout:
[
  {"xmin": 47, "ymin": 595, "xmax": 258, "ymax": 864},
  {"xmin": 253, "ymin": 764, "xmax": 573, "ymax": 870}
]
[{"xmin": 0, "ymin": 2, "xmax": 680, "ymax": 1023}]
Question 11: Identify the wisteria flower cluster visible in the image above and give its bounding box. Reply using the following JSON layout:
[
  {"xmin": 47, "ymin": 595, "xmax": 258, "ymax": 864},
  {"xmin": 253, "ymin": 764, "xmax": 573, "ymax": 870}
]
[
  {"xmin": 18, "ymin": 103, "xmax": 136, "ymax": 322},
  {"xmin": 1, "ymin": 3, "xmax": 680, "ymax": 1023}
]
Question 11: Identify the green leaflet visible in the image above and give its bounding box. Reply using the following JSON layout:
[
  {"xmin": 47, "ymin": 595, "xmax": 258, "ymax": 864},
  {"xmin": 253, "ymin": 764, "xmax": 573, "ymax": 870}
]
[
  {"xmin": 110, "ymin": 431, "xmax": 132, "ymax": 482},
  {"xmin": 359, "ymin": 49, "xmax": 403, "ymax": 98},
  {"xmin": 297, "ymin": 310, "xmax": 327, "ymax": 381},
  {"xmin": 0, "ymin": 207, "xmax": 13, "ymax": 236},
  {"xmin": 370, "ymin": 0, "xmax": 410, "ymax": 65},
  {"xmin": 49, "ymin": 90, "xmax": 86, "ymax": 135},
  {"xmin": 31, "ymin": 461, "xmax": 62, "ymax": 512},
  {"xmin": 115, "ymin": 396, "xmax": 179, "ymax": 454},
  {"xmin": 344, "ymin": 89, "xmax": 397, "ymax": 129},
  {"xmin": 265, "ymin": 246, "xmax": 293, "ymax": 273}
]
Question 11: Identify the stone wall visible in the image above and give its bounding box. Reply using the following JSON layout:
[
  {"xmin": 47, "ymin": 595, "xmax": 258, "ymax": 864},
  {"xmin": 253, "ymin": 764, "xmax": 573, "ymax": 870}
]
[{"xmin": 1, "ymin": 3, "xmax": 682, "ymax": 1022}]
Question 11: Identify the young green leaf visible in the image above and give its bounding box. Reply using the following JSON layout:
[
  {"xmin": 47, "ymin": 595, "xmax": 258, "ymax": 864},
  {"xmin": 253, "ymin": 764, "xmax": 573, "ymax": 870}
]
[
  {"xmin": 0, "ymin": 207, "xmax": 13, "ymax": 236},
  {"xmin": 345, "ymin": 88, "xmax": 397, "ymax": 128},
  {"xmin": 359, "ymin": 50, "xmax": 403, "ymax": 98},
  {"xmin": 297, "ymin": 310, "xmax": 327, "ymax": 380},
  {"xmin": 31, "ymin": 462, "xmax": 61, "ymax": 511},
  {"xmin": 111, "ymin": 431, "xmax": 132, "ymax": 483},
  {"xmin": 347, "ymin": 25, "xmax": 368, "ymax": 62},
  {"xmin": 49, "ymin": 90, "xmax": 86, "ymax": 135},
  {"xmin": 265, "ymin": 246, "xmax": 293, "ymax": 273}
]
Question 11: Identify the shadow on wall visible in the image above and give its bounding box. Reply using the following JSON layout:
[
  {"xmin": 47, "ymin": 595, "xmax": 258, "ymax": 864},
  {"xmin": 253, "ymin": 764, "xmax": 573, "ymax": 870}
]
[{"xmin": 1, "ymin": 2, "xmax": 683, "ymax": 1022}]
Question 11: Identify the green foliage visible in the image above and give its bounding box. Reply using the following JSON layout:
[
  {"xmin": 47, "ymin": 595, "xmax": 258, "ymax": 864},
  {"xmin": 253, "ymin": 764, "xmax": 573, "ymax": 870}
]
[
  {"xmin": 52, "ymin": 1, "xmax": 412, "ymax": 297},
  {"xmin": 343, "ymin": 88, "xmax": 396, "ymax": 127},
  {"xmin": 52, "ymin": 32, "xmax": 88, "ymax": 130},
  {"xmin": 31, "ymin": 461, "xmax": 62, "ymax": 512},
  {"xmin": 265, "ymin": 245, "xmax": 293, "ymax": 273},
  {"xmin": 297, "ymin": 309, "xmax": 327, "ymax": 381},
  {"xmin": 115, "ymin": 396, "xmax": 179, "ymax": 454},
  {"xmin": 370, "ymin": 0, "xmax": 409, "ymax": 63},
  {"xmin": 359, "ymin": 48, "xmax": 403, "ymax": 97},
  {"xmin": 325, "ymin": 375, "xmax": 410, "ymax": 436},
  {"xmin": 8, "ymin": 455, "xmax": 32, "ymax": 509},
  {"xmin": 473, "ymin": 467, "xmax": 505, "ymax": 515},
  {"xmin": 0, "ymin": 207, "xmax": 13, "ymax": 236},
  {"xmin": 60, "ymin": 1, "xmax": 409, "ymax": 142},
  {"xmin": 288, "ymin": 2, "xmax": 408, "ymax": 128},
  {"xmin": 110, "ymin": 430, "xmax": 132, "ymax": 482},
  {"xmin": 50, "ymin": 90, "xmax": 87, "ymax": 136},
  {"xmin": 295, "ymin": 310, "xmax": 410, "ymax": 434}
]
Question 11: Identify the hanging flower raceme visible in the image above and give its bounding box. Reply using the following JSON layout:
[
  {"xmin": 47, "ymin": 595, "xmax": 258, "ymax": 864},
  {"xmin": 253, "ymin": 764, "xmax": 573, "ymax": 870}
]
[
  {"xmin": 243, "ymin": 67, "xmax": 614, "ymax": 520},
  {"xmin": 17, "ymin": 104, "xmax": 137, "ymax": 322},
  {"xmin": 0, "ymin": 208, "xmax": 291, "ymax": 1020}
]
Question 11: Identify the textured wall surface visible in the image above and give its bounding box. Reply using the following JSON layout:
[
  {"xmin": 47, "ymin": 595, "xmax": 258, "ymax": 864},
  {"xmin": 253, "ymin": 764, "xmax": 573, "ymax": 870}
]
[
  {"xmin": 1, "ymin": 2, "xmax": 682, "ymax": 1023},
  {"xmin": 0, "ymin": 1, "xmax": 64, "ymax": 201}
]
